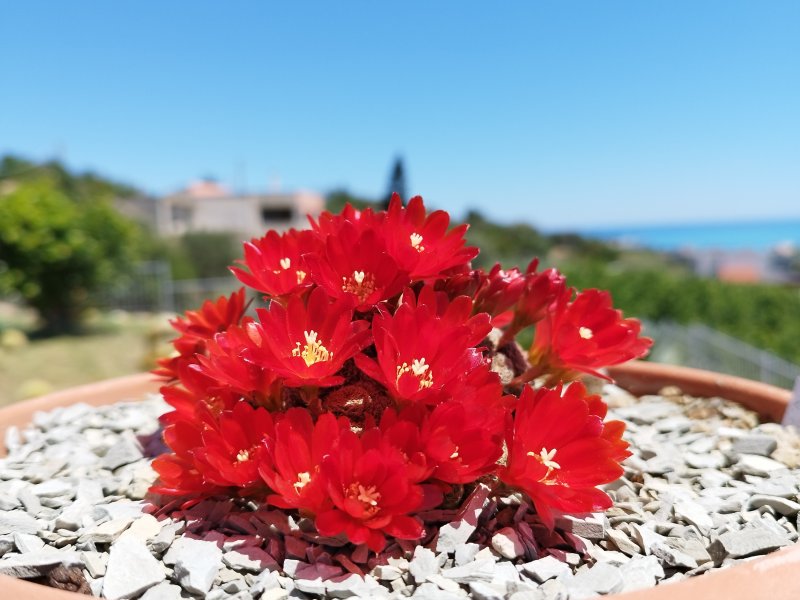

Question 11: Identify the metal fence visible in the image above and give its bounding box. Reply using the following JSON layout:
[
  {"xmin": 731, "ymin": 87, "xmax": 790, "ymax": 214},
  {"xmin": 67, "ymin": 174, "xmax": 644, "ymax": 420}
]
[
  {"xmin": 94, "ymin": 261, "xmax": 243, "ymax": 314},
  {"xmin": 643, "ymin": 321, "xmax": 800, "ymax": 390}
]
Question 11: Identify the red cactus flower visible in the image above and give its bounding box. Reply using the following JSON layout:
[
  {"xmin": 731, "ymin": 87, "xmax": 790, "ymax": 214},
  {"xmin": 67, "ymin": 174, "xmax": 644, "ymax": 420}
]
[
  {"xmin": 151, "ymin": 454, "xmax": 223, "ymax": 497},
  {"xmin": 194, "ymin": 323, "xmax": 282, "ymax": 410},
  {"xmin": 355, "ymin": 286, "xmax": 491, "ymax": 405},
  {"xmin": 501, "ymin": 262, "xmax": 568, "ymax": 344},
  {"xmin": 192, "ymin": 400, "xmax": 275, "ymax": 489},
  {"xmin": 304, "ymin": 224, "xmax": 409, "ymax": 311},
  {"xmin": 230, "ymin": 229, "xmax": 321, "ymax": 298},
  {"xmin": 526, "ymin": 288, "xmax": 652, "ymax": 381},
  {"xmin": 157, "ymin": 357, "xmax": 245, "ymax": 480},
  {"xmin": 152, "ymin": 389, "xmax": 227, "ymax": 497},
  {"xmin": 260, "ymin": 409, "xmax": 349, "ymax": 514},
  {"xmin": 315, "ymin": 428, "xmax": 424, "ymax": 552},
  {"xmin": 418, "ymin": 368, "xmax": 510, "ymax": 483},
  {"xmin": 440, "ymin": 263, "xmax": 530, "ymax": 328},
  {"xmin": 498, "ymin": 383, "xmax": 630, "ymax": 528},
  {"xmin": 377, "ymin": 409, "xmax": 435, "ymax": 483},
  {"xmin": 473, "ymin": 264, "xmax": 527, "ymax": 322},
  {"xmin": 309, "ymin": 202, "xmax": 383, "ymax": 239},
  {"xmin": 382, "ymin": 194, "xmax": 478, "ymax": 281},
  {"xmin": 246, "ymin": 287, "xmax": 372, "ymax": 387},
  {"xmin": 154, "ymin": 288, "xmax": 249, "ymax": 380}
]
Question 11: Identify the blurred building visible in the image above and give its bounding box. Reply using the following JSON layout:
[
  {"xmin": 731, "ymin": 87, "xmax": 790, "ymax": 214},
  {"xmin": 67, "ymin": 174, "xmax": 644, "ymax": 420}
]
[
  {"xmin": 677, "ymin": 247, "xmax": 798, "ymax": 284},
  {"xmin": 116, "ymin": 179, "xmax": 324, "ymax": 239}
]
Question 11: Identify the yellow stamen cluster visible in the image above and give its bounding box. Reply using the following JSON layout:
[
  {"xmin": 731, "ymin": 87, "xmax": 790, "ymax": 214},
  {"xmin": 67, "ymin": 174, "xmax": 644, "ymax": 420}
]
[
  {"xmin": 292, "ymin": 330, "xmax": 332, "ymax": 366},
  {"xmin": 296, "ymin": 270, "xmax": 307, "ymax": 284},
  {"xmin": 236, "ymin": 449, "xmax": 250, "ymax": 462},
  {"xmin": 396, "ymin": 357, "xmax": 434, "ymax": 390},
  {"xmin": 341, "ymin": 270, "xmax": 376, "ymax": 304}
]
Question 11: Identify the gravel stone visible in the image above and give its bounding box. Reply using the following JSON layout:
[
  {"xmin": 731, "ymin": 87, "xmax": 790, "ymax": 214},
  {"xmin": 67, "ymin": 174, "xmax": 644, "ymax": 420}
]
[
  {"xmin": 426, "ymin": 573, "xmax": 465, "ymax": 594},
  {"xmin": 733, "ymin": 435, "xmax": 778, "ymax": 456},
  {"xmin": 17, "ymin": 487, "xmax": 43, "ymax": 515},
  {"xmin": 118, "ymin": 514, "xmax": 163, "ymax": 543},
  {"xmin": 0, "ymin": 535, "xmax": 15, "ymax": 557},
  {"xmin": 468, "ymin": 581, "xmax": 507, "ymax": 600},
  {"xmin": 747, "ymin": 494, "xmax": 800, "ymax": 516},
  {"xmin": 454, "ymin": 542, "xmax": 480, "ymax": 566},
  {"xmin": 103, "ymin": 537, "xmax": 165, "ymax": 600},
  {"xmin": 521, "ymin": 555, "xmax": 571, "ymax": 583},
  {"xmin": 0, "ymin": 510, "xmax": 39, "ymax": 535},
  {"xmin": 166, "ymin": 536, "xmax": 223, "ymax": 595},
  {"xmin": 618, "ymin": 555, "xmax": 664, "ymax": 592},
  {"xmin": 30, "ymin": 479, "xmax": 74, "ymax": 498},
  {"xmin": 100, "ymin": 436, "xmax": 144, "ymax": 471},
  {"xmin": 555, "ymin": 514, "xmax": 607, "ymax": 540},
  {"xmin": 606, "ymin": 528, "xmax": 641, "ymax": 556},
  {"xmin": 630, "ymin": 523, "xmax": 667, "ymax": 555},
  {"xmin": 708, "ymin": 526, "xmax": 791, "ymax": 562},
  {"xmin": 414, "ymin": 581, "xmax": 463, "ymax": 600},
  {"xmin": 569, "ymin": 562, "xmax": 624, "ymax": 595},
  {"xmin": 737, "ymin": 454, "xmax": 788, "ymax": 476},
  {"xmin": 139, "ymin": 581, "xmax": 184, "ymax": 600},
  {"xmin": 409, "ymin": 546, "xmax": 439, "ymax": 584},
  {"xmin": 81, "ymin": 517, "xmax": 133, "ymax": 543},
  {"xmin": 491, "ymin": 527, "xmax": 524, "ymax": 559},
  {"xmin": 148, "ymin": 521, "xmax": 181, "ymax": 554},
  {"xmin": 440, "ymin": 559, "xmax": 495, "ymax": 584},
  {"xmin": 81, "ymin": 550, "xmax": 108, "ymax": 578},
  {"xmin": 674, "ymin": 500, "xmax": 714, "ymax": 532},
  {"xmin": 13, "ymin": 532, "xmax": 45, "ymax": 554},
  {"xmin": 436, "ymin": 483, "xmax": 491, "ymax": 553},
  {"xmin": 261, "ymin": 588, "xmax": 289, "ymax": 600},
  {"xmin": 650, "ymin": 541, "xmax": 698, "ymax": 569},
  {"xmin": 294, "ymin": 575, "xmax": 326, "ymax": 595},
  {"xmin": 223, "ymin": 546, "xmax": 279, "ymax": 573},
  {"xmin": 0, "ymin": 549, "xmax": 81, "ymax": 578}
]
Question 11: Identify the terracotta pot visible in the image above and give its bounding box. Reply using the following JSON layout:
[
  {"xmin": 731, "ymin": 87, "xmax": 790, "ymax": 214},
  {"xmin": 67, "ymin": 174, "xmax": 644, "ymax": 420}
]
[{"xmin": 1, "ymin": 363, "xmax": 799, "ymax": 599}]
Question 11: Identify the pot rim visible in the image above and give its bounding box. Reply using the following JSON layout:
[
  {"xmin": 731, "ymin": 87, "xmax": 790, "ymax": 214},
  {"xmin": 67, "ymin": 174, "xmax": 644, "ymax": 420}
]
[{"xmin": 0, "ymin": 362, "xmax": 798, "ymax": 600}]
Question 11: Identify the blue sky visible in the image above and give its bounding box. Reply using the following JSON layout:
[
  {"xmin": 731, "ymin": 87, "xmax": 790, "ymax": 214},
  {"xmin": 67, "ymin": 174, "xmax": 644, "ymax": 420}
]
[{"xmin": 1, "ymin": 2, "xmax": 798, "ymax": 230}]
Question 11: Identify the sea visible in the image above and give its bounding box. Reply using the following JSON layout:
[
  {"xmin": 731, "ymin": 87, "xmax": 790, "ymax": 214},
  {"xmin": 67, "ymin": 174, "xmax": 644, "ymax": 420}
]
[{"xmin": 575, "ymin": 218, "xmax": 800, "ymax": 252}]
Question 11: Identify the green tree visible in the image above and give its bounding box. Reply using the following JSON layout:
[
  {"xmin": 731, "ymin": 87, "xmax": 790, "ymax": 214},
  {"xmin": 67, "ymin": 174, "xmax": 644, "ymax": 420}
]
[{"xmin": 0, "ymin": 178, "xmax": 141, "ymax": 332}]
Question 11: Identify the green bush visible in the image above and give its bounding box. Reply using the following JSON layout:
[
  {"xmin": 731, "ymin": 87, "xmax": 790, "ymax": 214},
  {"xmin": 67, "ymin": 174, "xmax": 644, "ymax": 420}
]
[{"xmin": 0, "ymin": 178, "xmax": 141, "ymax": 332}]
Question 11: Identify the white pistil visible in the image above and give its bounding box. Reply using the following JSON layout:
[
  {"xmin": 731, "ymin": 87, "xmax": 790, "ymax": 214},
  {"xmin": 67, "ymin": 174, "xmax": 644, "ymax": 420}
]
[
  {"xmin": 356, "ymin": 484, "xmax": 380, "ymax": 506},
  {"xmin": 341, "ymin": 270, "xmax": 376, "ymax": 303},
  {"xmin": 411, "ymin": 358, "xmax": 429, "ymax": 377},
  {"xmin": 396, "ymin": 357, "xmax": 434, "ymax": 390},
  {"xmin": 528, "ymin": 447, "xmax": 562, "ymax": 483},
  {"xmin": 410, "ymin": 233, "xmax": 424, "ymax": 252},
  {"xmin": 293, "ymin": 471, "xmax": 311, "ymax": 490},
  {"xmin": 579, "ymin": 327, "xmax": 594, "ymax": 340}
]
